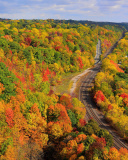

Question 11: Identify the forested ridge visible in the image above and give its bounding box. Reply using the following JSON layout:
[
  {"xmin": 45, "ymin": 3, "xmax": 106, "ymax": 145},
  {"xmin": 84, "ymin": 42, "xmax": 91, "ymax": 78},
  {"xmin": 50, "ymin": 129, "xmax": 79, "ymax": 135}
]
[{"xmin": 0, "ymin": 19, "xmax": 127, "ymax": 159}]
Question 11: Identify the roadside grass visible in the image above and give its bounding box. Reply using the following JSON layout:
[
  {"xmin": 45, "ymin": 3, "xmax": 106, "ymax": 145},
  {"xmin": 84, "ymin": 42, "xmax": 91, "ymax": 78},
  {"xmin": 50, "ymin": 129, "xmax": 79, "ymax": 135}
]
[{"xmin": 52, "ymin": 69, "xmax": 86, "ymax": 95}]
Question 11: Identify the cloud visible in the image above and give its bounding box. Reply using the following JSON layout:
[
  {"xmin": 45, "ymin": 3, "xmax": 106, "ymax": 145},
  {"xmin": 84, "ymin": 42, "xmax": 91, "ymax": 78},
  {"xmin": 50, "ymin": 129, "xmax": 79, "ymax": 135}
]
[
  {"xmin": 0, "ymin": 0, "xmax": 127, "ymax": 22},
  {"xmin": 97, "ymin": 0, "xmax": 126, "ymax": 12}
]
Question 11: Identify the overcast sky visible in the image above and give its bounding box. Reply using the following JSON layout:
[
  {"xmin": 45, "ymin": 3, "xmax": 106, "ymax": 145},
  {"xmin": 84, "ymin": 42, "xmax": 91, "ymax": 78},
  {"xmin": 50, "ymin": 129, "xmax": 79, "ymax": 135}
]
[{"xmin": 0, "ymin": 0, "xmax": 128, "ymax": 22}]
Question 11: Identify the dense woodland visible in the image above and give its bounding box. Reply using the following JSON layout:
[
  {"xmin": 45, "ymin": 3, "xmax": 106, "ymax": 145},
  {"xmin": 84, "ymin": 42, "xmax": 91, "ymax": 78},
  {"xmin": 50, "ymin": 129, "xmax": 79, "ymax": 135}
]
[
  {"xmin": 94, "ymin": 32, "xmax": 128, "ymax": 140},
  {"xmin": 0, "ymin": 19, "xmax": 128, "ymax": 159}
]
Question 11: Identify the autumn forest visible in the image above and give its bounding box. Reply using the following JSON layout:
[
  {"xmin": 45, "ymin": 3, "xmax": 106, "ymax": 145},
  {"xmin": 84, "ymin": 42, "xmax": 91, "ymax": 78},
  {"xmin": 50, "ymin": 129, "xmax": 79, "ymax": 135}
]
[{"xmin": 0, "ymin": 19, "xmax": 128, "ymax": 160}]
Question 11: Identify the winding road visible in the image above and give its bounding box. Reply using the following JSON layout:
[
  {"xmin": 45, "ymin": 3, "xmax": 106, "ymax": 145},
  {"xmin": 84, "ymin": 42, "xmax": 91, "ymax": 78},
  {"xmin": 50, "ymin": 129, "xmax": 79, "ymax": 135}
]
[{"xmin": 79, "ymin": 32, "xmax": 128, "ymax": 150}]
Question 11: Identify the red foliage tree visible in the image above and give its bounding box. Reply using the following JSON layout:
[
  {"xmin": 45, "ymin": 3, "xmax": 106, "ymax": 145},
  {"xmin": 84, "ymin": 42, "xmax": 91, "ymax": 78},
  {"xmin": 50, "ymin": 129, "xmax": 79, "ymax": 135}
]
[
  {"xmin": 110, "ymin": 60, "xmax": 124, "ymax": 73},
  {"xmin": 120, "ymin": 93, "xmax": 128, "ymax": 107},
  {"xmin": 24, "ymin": 37, "xmax": 32, "ymax": 46},
  {"xmin": 9, "ymin": 50, "xmax": 12, "ymax": 55},
  {"xmin": 104, "ymin": 39, "xmax": 111, "ymax": 48},
  {"xmin": 55, "ymin": 46, "xmax": 61, "ymax": 51},
  {"xmin": 96, "ymin": 137, "xmax": 106, "ymax": 147},
  {"xmin": 30, "ymin": 71, "xmax": 34, "ymax": 82},
  {"xmin": 78, "ymin": 57, "xmax": 84, "ymax": 69},
  {"xmin": 120, "ymin": 93, "xmax": 128, "ymax": 99},
  {"xmin": 94, "ymin": 90, "xmax": 105, "ymax": 104},
  {"xmin": 77, "ymin": 143, "xmax": 85, "ymax": 154},
  {"xmin": 5, "ymin": 108, "xmax": 14, "ymax": 128},
  {"xmin": 59, "ymin": 95, "xmax": 73, "ymax": 109},
  {"xmin": 79, "ymin": 119, "xmax": 86, "ymax": 126},
  {"xmin": 42, "ymin": 68, "xmax": 50, "ymax": 81},
  {"xmin": 30, "ymin": 103, "xmax": 41, "ymax": 117},
  {"xmin": 108, "ymin": 104, "xmax": 113, "ymax": 111},
  {"xmin": 26, "ymin": 62, "xmax": 29, "ymax": 68},
  {"xmin": 119, "ymin": 147, "xmax": 128, "ymax": 155}
]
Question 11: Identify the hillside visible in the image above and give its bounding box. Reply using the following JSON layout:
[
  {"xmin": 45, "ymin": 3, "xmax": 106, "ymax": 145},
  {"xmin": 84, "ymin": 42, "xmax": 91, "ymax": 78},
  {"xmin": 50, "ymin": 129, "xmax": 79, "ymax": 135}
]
[{"xmin": 0, "ymin": 19, "xmax": 127, "ymax": 159}]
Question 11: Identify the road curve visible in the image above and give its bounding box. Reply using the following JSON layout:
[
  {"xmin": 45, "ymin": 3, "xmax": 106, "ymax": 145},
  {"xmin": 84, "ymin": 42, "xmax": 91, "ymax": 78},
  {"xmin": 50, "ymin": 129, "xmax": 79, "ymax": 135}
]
[
  {"xmin": 70, "ymin": 68, "xmax": 90, "ymax": 96},
  {"xmin": 79, "ymin": 33, "xmax": 128, "ymax": 150}
]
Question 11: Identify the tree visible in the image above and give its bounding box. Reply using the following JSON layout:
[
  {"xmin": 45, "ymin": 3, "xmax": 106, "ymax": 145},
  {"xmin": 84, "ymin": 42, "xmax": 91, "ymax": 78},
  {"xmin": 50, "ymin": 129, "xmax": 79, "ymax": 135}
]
[
  {"xmin": 5, "ymin": 108, "xmax": 14, "ymax": 128},
  {"xmin": 75, "ymin": 134, "xmax": 87, "ymax": 143},
  {"xmin": 77, "ymin": 143, "xmax": 85, "ymax": 154},
  {"xmin": 94, "ymin": 90, "xmax": 105, "ymax": 104},
  {"xmin": 48, "ymin": 122, "xmax": 63, "ymax": 139},
  {"xmin": 97, "ymin": 129, "xmax": 113, "ymax": 147},
  {"xmin": 0, "ymin": 62, "xmax": 18, "ymax": 101},
  {"xmin": 67, "ymin": 109, "xmax": 77, "ymax": 127},
  {"xmin": 108, "ymin": 147, "xmax": 120, "ymax": 160}
]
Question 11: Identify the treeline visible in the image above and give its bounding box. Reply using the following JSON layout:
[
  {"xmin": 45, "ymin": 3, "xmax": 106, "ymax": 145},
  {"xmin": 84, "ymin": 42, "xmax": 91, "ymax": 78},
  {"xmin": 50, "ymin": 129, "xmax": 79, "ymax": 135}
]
[{"xmin": 1, "ymin": 18, "xmax": 128, "ymax": 30}]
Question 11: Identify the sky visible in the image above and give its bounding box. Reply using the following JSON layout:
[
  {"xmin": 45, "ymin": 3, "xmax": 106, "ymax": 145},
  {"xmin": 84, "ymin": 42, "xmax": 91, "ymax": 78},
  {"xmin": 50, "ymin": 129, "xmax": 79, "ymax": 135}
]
[{"xmin": 0, "ymin": 0, "xmax": 128, "ymax": 23}]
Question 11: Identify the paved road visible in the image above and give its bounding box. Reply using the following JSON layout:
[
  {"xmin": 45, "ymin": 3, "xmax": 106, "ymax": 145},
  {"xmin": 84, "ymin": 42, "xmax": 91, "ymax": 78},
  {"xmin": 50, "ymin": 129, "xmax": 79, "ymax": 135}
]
[{"xmin": 79, "ymin": 32, "xmax": 128, "ymax": 150}]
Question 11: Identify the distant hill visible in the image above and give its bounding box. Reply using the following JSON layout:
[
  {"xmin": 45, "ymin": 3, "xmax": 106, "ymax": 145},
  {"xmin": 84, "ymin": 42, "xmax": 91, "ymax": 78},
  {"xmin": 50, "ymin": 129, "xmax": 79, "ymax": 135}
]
[
  {"xmin": 0, "ymin": 18, "xmax": 128, "ymax": 30},
  {"xmin": 0, "ymin": 18, "xmax": 11, "ymax": 21},
  {"xmin": 52, "ymin": 19, "xmax": 128, "ymax": 31}
]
